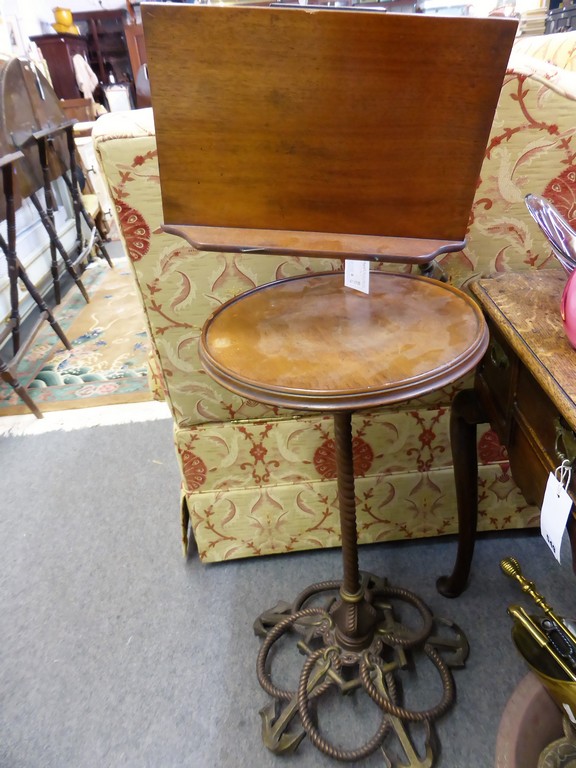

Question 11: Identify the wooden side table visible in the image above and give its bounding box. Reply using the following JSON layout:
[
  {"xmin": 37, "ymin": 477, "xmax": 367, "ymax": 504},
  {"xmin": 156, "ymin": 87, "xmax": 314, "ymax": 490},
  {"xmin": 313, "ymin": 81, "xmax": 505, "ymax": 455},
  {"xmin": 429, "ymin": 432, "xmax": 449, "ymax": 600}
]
[
  {"xmin": 438, "ymin": 270, "xmax": 576, "ymax": 598},
  {"xmin": 200, "ymin": 268, "xmax": 487, "ymax": 761},
  {"xmin": 141, "ymin": 5, "xmax": 518, "ymax": 761}
]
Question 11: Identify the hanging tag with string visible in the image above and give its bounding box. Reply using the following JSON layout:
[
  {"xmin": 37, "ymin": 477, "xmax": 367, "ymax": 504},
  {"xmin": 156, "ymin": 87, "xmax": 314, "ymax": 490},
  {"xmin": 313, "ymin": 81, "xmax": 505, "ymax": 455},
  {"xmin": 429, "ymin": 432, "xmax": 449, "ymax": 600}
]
[{"xmin": 541, "ymin": 459, "xmax": 573, "ymax": 563}]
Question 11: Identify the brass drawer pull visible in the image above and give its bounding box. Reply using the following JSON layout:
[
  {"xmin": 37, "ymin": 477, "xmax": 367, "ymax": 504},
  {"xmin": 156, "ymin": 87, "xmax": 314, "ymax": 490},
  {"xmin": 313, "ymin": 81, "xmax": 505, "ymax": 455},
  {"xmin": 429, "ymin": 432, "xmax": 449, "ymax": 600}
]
[{"xmin": 554, "ymin": 418, "xmax": 576, "ymax": 466}]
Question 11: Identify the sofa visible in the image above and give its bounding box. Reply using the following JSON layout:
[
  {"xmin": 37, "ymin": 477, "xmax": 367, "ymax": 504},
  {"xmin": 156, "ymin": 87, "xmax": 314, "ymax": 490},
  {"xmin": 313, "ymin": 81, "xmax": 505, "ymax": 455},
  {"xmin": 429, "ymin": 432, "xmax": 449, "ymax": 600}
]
[{"xmin": 93, "ymin": 30, "xmax": 576, "ymax": 563}]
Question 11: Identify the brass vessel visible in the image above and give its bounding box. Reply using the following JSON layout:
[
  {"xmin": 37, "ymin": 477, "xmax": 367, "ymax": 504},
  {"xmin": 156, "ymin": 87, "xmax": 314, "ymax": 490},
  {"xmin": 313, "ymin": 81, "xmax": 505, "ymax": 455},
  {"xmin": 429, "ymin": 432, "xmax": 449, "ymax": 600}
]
[{"xmin": 502, "ymin": 557, "xmax": 576, "ymax": 723}]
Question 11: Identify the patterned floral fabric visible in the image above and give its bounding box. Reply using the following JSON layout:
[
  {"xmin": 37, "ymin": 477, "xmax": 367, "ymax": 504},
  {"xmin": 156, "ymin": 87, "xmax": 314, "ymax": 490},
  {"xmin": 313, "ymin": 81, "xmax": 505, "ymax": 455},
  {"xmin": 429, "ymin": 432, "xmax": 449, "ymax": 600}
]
[
  {"xmin": 513, "ymin": 31, "xmax": 576, "ymax": 69},
  {"xmin": 92, "ymin": 32, "xmax": 576, "ymax": 562}
]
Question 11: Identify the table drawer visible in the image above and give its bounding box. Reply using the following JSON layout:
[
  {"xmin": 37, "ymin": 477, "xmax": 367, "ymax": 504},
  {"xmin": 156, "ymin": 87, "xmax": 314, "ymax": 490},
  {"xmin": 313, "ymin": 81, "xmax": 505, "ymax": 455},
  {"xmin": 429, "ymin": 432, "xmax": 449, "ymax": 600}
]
[
  {"xmin": 508, "ymin": 417, "xmax": 549, "ymax": 507},
  {"xmin": 513, "ymin": 364, "xmax": 576, "ymax": 500}
]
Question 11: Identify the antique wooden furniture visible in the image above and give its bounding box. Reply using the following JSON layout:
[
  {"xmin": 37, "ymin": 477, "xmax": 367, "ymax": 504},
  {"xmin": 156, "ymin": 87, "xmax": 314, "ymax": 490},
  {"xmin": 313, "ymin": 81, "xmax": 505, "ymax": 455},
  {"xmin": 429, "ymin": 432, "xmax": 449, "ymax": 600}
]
[
  {"xmin": 0, "ymin": 58, "xmax": 112, "ymax": 304},
  {"xmin": 0, "ymin": 57, "xmax": 113, "ymax": 417},
  {"xmin": 124, "ymin": 21, "xmax": 148, "ymax": 108},
  {"xmin": 124, "ymin": 23, "xmax": 147, "ymax": 88},
  {"xmin": 0, "ymin": 59, "xmax": 112, "ymax": 286},
  {"xmin": 30, "ymin": 33, "xmax": 89, "ymax": 100},
  {"xmin": 60, "ymin": 98, "xmax": 97, "ymax": 123},
  {"xmin": 92, "ymin": 31, "xmax": 576, "ymax": 564},
  {"xmin": 143, "ymin": 3, "xmax": 517, "ymax": 762},
  {"xmin": 147, "ymin": 9, "xmax": 514, "ymax": 248},
  {"xmin": 0, "ymin": 144, "xmax": 71, "ymax": 419},
  {"xmin": 0, "ymin": 58, "xmax": 86, "ymax": 301},
  {"xmin": 438, "ymin": 270, "xmax": 576, "ymax": 598},
  {"xmin": 203, "ymin": 268, "xmax": 488, "ymax": 762},
  {"xmin": 74, "ymin": 10, "xmax": 134, "ymax": 86}
]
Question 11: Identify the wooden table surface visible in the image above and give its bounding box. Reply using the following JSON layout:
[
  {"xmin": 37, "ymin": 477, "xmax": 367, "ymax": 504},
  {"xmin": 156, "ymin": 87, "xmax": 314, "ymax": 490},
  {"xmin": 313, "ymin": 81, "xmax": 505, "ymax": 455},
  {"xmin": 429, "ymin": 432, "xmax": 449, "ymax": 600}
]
[
  {"xmin": 200, "ymin": 271, "xmax": 489, "ymax": 411},
  {"xmin": 472, "ymin": 270, "xmax": 576, "ymax": 431}
]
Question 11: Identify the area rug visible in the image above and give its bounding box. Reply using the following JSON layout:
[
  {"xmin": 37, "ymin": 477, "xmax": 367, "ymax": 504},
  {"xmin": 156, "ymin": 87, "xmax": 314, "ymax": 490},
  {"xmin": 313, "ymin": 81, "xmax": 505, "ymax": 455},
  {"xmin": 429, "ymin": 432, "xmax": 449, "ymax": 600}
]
[
  {"xmin": 0, "ymin": 400, "xmax": 171, "ymax": 437},
  {"xmin": 0, "ymin": 258, "xmax": 154, "ymax": 417}
]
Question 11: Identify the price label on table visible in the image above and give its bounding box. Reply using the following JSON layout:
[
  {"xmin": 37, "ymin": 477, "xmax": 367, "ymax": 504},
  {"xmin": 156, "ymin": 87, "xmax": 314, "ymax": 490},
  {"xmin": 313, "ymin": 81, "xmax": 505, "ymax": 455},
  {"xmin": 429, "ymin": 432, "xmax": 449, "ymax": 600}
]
[
  {"xmin": 344, "ymin": 260, "xmax": 370, "ymax": 294},
  {"xmin": 541, "ymin": 470, "xmax": 573, "ymax": 563}
]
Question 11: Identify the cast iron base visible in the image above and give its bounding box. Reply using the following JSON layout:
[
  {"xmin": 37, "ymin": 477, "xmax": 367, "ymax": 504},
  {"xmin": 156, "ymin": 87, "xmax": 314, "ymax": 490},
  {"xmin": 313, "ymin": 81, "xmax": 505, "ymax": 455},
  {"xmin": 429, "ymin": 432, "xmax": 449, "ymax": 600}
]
[{"xmin": 255, "ymin": 572, "xmax": 469, "ymax": 765}]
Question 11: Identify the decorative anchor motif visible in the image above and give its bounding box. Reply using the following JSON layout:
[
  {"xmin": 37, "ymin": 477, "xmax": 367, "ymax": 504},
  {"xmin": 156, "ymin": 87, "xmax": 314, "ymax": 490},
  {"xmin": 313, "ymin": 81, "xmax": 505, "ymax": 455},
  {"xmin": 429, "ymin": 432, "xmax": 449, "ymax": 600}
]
[
  {"xmin": 426, "ymin": 617, "xmax": 470, "ymax": 669},
  {"xmin": 369, "ymin": 663, "xmax": 435, "ymax": 768},
  {"xmin": 255, "ymin": 575, "xmax": 469, "ymax": 766},
  {"xmin": 259, "ymin": 652, "xmax": 333, "ymax": 755}
]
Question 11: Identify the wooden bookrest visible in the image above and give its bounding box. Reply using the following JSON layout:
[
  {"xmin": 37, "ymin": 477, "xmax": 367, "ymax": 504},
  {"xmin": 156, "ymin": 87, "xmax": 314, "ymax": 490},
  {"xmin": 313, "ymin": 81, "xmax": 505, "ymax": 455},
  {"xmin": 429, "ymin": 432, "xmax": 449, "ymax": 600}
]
[{"xmin": 143, "ymin": 5, "xmax": 517, "ymax": 261}]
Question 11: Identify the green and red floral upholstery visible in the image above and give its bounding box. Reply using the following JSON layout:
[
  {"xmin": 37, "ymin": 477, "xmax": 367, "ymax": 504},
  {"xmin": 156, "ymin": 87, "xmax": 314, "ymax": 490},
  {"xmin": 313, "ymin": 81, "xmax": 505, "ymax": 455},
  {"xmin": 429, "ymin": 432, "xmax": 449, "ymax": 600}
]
[{"xmin": 93, "ymin": 31, "xmax": 576, "ymax": 562}]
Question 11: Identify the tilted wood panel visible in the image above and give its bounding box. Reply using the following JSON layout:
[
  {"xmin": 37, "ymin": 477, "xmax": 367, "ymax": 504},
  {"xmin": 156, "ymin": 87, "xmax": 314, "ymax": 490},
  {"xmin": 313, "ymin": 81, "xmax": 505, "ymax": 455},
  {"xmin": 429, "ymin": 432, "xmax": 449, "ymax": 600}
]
[{"xmin": 142, "ymin": 4, "xmax": 517, "ymax": 241}]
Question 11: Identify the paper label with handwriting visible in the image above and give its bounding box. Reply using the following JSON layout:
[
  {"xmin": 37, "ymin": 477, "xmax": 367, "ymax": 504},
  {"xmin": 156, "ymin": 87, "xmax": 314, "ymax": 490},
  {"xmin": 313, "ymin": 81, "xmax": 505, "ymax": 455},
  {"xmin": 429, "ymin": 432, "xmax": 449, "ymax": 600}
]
[
  {"xmin": 541, "ymin": 471, "xmax": 573, "ymax": 563},
  {"xmin": 344, "ymin": 260, "xmax": 370, "ymax": 294}
]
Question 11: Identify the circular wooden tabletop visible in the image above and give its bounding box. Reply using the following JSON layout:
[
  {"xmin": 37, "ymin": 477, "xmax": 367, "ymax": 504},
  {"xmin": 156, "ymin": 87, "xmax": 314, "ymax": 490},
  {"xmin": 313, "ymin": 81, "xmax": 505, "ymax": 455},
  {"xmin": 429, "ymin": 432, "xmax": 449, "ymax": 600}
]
[{"xmin": 199, "ymin": 271, "xmax": 489, "ymax": 411}]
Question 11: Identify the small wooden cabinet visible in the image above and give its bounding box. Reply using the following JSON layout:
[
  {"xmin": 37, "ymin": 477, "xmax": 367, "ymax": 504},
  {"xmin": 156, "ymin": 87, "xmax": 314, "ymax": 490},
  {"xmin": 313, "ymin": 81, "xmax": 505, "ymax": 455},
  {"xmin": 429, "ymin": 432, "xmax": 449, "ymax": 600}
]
[
  {"xmin": 31, "ymin": 11, "xmax": 135, "ymax": 102},
  {"xmin": 73, "ymin": 10, "xmax": 133, "ymax": 86},
  {"xmin": 30, "ymin": 34, "xmax": 89, "ymax": 100}
]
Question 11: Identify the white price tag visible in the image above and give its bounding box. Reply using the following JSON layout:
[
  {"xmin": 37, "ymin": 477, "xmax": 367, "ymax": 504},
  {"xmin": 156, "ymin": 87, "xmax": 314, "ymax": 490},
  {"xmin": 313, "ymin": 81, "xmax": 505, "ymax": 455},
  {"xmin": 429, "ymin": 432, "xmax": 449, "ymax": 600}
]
[
  {"xmin": 564, "ymin": 704, "xmax": 576, "ymax": 725},
  {"xmin": 541, "ymin": 470, "xmax": 573, "ymax": 563},
  {"xmin": 344, "ymin": 260, "xmax": 370, "ymax": 294}
]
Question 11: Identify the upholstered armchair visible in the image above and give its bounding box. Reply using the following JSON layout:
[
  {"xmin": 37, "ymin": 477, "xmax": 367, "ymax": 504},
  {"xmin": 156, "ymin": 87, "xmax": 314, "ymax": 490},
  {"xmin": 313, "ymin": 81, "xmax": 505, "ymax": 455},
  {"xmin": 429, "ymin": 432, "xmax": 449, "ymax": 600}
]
[{"xmin": 93, "ymin": 30, "xmax": 576, "ymax": 563}]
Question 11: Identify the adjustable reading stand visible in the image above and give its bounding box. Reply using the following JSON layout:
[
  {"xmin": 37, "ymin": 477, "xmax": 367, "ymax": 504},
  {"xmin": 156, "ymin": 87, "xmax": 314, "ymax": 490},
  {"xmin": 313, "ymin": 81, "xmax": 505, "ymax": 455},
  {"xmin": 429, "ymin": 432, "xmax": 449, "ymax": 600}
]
[{"xmin": 143, "ymin": 4, "xmax": 517, "ymax": 763}]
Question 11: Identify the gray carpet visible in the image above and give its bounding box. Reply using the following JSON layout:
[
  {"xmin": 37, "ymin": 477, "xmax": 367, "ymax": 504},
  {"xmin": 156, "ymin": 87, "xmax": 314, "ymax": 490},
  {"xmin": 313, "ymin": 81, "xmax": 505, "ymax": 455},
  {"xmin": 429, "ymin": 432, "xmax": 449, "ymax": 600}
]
[{"xmin": 0, "ymin": 417, "xmax": 572, "ymax": 768}]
